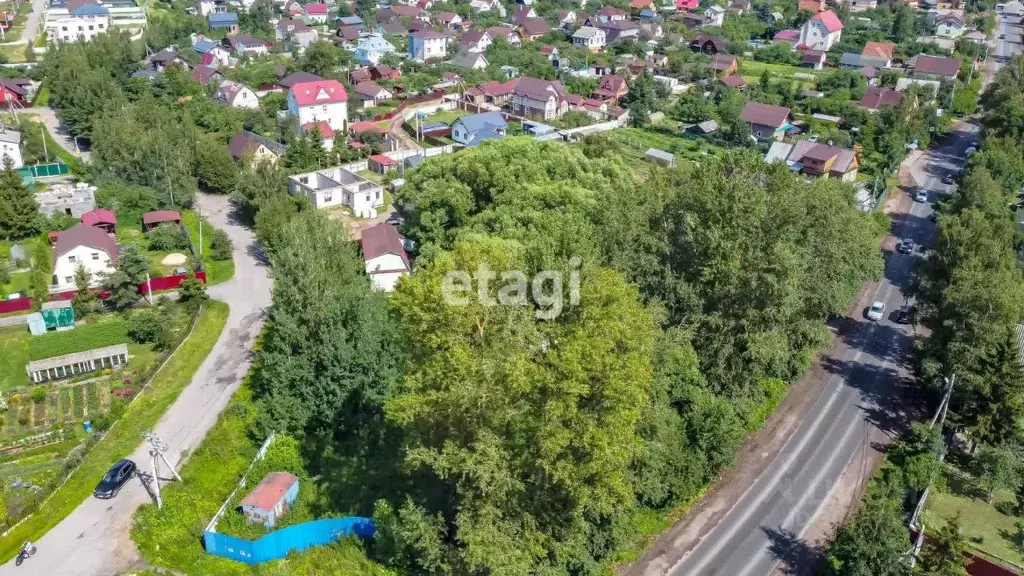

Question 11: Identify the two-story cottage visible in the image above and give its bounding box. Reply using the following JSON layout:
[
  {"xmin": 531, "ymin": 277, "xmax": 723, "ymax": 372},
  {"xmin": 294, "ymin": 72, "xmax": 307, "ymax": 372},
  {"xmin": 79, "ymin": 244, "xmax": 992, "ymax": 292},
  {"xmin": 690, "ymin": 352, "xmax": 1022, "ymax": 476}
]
[
  {"xmin": 934, "ymin": 13, "xmax": 966, "ymax": 38},
  {"xmin": 214, "ymin": 80, "xmax": 260, "ymax": 109},
  {"xmin": 51, "ymin": 224, "xmax": 117, "ymax": 290},
  {"xmin": 511, "ymin": 77, "xmax": 570, "ymax": 120},
  {"xmin": 409, "ymin": 30, "xmax": 448, "ymax": 61},
  {"xmin": 286, "ymin": 79, "xmax": 348, "ymax": 133},
  {"xmin": 460, "ymin": 29, "xmax": 492, "ymax": 52},
  {"xmin": 227, "ymin": 33, "xmax": 269, "ymax": 55},
  {"xmin": 770, "ymin": 140, "xmax": 859, "ymax": 181},
  {"xmin": 228, "ymin": 131, "xmax": 285, "ymax": 165},
  {"xmin": 355, "ymin": 33, "xmax": 397, "ymax": 65},
  {"xmin": 303, "ymin": 2, "xmax": 328, "ymax": 24},
  {"xmin": 739, "ymin": 101, "xmax": 792, "ymax": 142},
  {"xmin": 360, "ymin": 223, "xmax": 410, "ymax": 292},
  {"xmin": 572, "ymin": 26, "xmax": 606, "ymax": 51},
  {"xmin": 799, "ymin": 9, "xmax": 843, "ymax": 51}
]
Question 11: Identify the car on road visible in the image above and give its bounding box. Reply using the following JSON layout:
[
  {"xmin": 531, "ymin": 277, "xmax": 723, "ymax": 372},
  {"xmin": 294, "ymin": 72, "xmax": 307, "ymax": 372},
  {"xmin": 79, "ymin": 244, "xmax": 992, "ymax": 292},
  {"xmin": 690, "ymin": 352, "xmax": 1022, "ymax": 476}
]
[
  {"xmin": 894, "ymin": 305, "xmax": 915, "ymax": 324},
  {"xmin": 93, "ymin": 459, "xmax": 136, "ymax": 499},
  {"xmin": 942, "ymin": 174, "xmax": 956, "ymax": 185},
  {"xmin": 1001, "ymin": 33, "xmax": 1006, "ymax": 38},
  {"xmin": 867, "ymin": 301, "xmax": 885, "ymax": 321},
  {"xmin": 897, "ymin": 239, "xmax": 915, "ymax": 254},
  {"xmin": 915, "ymin": 190, "xmax": 929, "ymax": 202}
]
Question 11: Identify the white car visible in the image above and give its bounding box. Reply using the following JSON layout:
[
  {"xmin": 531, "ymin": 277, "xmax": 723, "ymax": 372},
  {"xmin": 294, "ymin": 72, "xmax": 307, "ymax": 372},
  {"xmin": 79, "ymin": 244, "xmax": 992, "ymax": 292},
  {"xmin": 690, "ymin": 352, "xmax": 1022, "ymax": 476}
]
[
  {"xmin": 915, "ymin": 190, "xmax": 929, "ymax": 202},
  {"xmin": 867, "ymin": 301, "xmax": 885, "ymax": 321}
]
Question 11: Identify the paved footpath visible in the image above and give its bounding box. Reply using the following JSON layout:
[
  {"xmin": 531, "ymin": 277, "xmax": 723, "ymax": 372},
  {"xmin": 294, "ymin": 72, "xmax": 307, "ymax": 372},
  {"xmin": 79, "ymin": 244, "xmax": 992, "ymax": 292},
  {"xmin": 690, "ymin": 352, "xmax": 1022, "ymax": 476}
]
[{"xmin": 0, "ymin": 193, "xmax": 271, "ymax": 576}]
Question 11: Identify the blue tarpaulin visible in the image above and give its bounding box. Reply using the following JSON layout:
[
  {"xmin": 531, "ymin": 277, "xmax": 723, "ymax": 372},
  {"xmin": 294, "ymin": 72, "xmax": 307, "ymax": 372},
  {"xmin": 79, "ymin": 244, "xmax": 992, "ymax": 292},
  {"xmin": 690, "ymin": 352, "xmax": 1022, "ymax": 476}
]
[{"xmin": 203, "ymin": 517, "xmax": 375, "ymax": 565}]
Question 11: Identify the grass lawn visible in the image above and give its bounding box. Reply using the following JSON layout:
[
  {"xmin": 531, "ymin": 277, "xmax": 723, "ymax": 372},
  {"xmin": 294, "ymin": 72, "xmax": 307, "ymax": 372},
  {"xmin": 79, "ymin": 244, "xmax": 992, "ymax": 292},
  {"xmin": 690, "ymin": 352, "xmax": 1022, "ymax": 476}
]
[
  {"xmin": 27, "ymin": 315, "xmax": 130, "ymax": 361},
  {"xmin": 357, "ymin": 169, "xmax": 384, "ymax": 184},
  {"xmin": 0, "ymin": 301, "xmax": 229, "ymax": 563},
  {"xmin": 181, "ymin": 210, "xmax": 234, "ymax": 286},
  {"xmin": 421, "ymin": 109, "xmax": 468, "ymax": 125},
  {"xmin": 607, "ymin": 127, "xmax": 729, "ymax": 165},
  {"xmin": 0, "ymin": 43, "xmax": 26, "ymax": 63},
  {"xmin": 928, "ymin": 466, "xmax": 1024, "ymax": 568},
  {"xmin": 115, "ymin": 227, "xmax": 185, "ymax": 278},
  {"xmin": 33, "ymin": 84, "xmax": 49, "ymax": 107},
  {"xmin": 0, "ymin": 326, "xmax": 30, "ymax": 392},
  {"xmin": 738, "ymin": 60, "xmax": 820, "ymax": 79},
  {"xmin": 0, "ymin": 270, "xmax": 31, "ymax": 298}
]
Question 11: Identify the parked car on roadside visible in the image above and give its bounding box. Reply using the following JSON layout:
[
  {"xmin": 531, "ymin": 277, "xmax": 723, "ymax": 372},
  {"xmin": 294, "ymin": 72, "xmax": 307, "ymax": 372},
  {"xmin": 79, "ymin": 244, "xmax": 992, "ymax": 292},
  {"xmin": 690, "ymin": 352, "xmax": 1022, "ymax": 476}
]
[
  {"xmin": 915, "ymin": 190, "xmax": 929, "ymax": 202},
  {"xmin": 94, "ymin": 459, "xmax": 136, "ymax": 499},
  {"xmin": 894, "ymin": 304, "xmax": 915, "ymax": 324},
  {"xmin": 867, "ymin": 301, "xmax": 885, "ymax": 321},
  {"xmin": 897, "ymin": 238, "xmax": 915, "ymax": 254}
]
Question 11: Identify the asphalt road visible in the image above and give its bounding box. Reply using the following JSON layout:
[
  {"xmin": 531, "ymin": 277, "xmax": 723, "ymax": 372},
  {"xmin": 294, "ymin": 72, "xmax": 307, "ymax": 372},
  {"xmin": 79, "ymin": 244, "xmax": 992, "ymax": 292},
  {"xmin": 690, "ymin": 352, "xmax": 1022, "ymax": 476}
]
[
  {"xmin": 994, "ymin": 12, "xmax": 1023, "ymax": 71},
  {"xmin": 658, "ymin": 124, "xmax": 980, "ymax": 576},
  {"xmin": 0, "ymin": 194, "xmax": 272, "ymax": 576}
]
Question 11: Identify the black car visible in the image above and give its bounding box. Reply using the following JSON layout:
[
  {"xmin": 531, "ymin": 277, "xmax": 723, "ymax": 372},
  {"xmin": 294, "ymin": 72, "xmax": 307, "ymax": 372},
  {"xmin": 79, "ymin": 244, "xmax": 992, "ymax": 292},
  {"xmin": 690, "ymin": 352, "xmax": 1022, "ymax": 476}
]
[
  {"xmin": 942, "ymin": 174, "xmax": 955, "ymax": 185},
  {"xmin": 94, "ymin": 459, "xmax": 136, "ymax": 499},
  {"xmin": 894, "ymin": 305, "xmax": 915, "ymax": 324}
]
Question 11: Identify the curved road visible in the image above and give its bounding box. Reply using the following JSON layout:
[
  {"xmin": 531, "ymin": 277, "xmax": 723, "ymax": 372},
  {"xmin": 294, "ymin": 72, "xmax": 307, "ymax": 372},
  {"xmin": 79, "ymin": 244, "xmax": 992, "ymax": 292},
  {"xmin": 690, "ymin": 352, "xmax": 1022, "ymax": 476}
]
[
  {"xmin": 0, "ymin": 193, "xmax": 271, "ymax": 576},
  {"xmin": 626, "ymin": 122, "xmax": 980, "ymax": 576}
]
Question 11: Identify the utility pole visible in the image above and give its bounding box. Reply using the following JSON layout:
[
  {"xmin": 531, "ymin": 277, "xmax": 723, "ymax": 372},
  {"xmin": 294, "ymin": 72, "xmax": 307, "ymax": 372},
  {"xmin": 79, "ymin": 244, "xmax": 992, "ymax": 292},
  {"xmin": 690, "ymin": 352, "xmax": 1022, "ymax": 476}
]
[
  {"xmin": 163, "ymin": 155, "xmax": 174, "ymax": 208},
  {"xmin": 197, "ymin": 206, "xmax": 203, "ymax": 257},
  {"xmin": 40, "ymin": 126, "xmax": 48, "ymax": 162},
  {"xmin": 908, "ymin": 374, "xmax": 956, "ymax": 567},
  {"xmin": 144, "ymin": 431, "xmax": 182, "ymax": 510}
]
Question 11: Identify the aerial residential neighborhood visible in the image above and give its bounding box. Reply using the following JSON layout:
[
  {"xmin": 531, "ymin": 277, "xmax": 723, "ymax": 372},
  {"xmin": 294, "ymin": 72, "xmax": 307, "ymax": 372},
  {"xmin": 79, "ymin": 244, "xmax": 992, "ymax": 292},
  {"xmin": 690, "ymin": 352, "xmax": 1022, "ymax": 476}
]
[{"xmin": 0, "ymin": 0, "xmax": 1021, "ymax": 574}]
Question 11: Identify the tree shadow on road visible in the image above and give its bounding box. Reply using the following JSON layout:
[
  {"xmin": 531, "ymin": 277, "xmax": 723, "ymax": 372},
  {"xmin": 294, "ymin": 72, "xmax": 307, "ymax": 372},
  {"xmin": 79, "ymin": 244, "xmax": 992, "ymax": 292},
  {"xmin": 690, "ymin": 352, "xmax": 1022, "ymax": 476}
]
[{"xmin": 762, "ymin": 526, "xmax": 825, "ymax": 575}]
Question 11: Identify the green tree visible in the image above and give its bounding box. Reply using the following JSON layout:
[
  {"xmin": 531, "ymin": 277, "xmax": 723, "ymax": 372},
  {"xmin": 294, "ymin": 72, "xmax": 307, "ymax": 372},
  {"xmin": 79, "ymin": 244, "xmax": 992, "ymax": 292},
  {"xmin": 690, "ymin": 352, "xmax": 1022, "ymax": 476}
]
[
  {"xmin": 889, "ymin": 422, "xmax": 944, "ymax": 494},
  {"xmin": 380, "ymin": 234, "xmax": 656, "ymax": 574},
  {"xmin": 195, "ymin": 137, "xmax": 239, "ymax": 195},
  {"xmin": 250, "ymin": 209, "xmax": 401, "ymax": 445},
  {"xmin": 177, "ymin": 273, "xmax": 207, "ymax": 311},
  {"xmin": 918, "ymin": 513, "xmax": 971, "ymax": 576},
  {"xmin": 210, "ymin": 229, "xmax": 233, "ymax": 261},
  {"xmin": 825, "ymin": 475, "xmax": 912, "ymax": 576},
  {"xmin": 71, "ymin": 264, "xmax": 101, "ymax": 317},
  {"xmin": 232, "ymin": 159, "xmax": 289, "ymax": 223},
  {"xmin": 0, "ymin": 157, "xmax": 39, "ymax": 239},
  {"xmin": 299, "ymin": 40, "xmax": 343, "ymax": 77},
  {"xmin": 972, "ymin": 445, "xmax": 1020, "ymax": 503},
  {"xmin": 146, "ymin": 223, "xmax": 190, "ymax": 251},
  {"xmin": 101, "ymin": 244, "xmax": 148, "ymax": 310},
  {"xmin": 622, "ymin": 69, "xmax": 658, "ymax": 128}
]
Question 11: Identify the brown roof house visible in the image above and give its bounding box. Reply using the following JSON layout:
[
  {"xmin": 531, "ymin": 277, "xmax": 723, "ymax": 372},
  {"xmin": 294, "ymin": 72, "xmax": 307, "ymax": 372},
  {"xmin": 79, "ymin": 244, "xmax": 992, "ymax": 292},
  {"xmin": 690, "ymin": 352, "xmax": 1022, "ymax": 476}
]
[
  {"xmin": 229, "ymin": 131, "xmax": 286, "ymax": 166},
  {"xmin": 709, "ymin": 54, "xmax": 738, "ymax": 76},
  {"xmin": 352, "ymin": 81, "xmax": 394, "ymax": 108},
  {"xmin": 51, "ymin": 223, "xmax": 118, "ymax": 290},
  {"xmin": 238, "ymin": 472, "xmax": 299, "ymax": 528},
  {"xmin": 770, "ymin": 140, "xmax": 859, "ymax": 181},
  {"xmin": 689, "ymin": 35, "xmax": 728, "ymax": 55},
  {"xmin": 190, "ymin": 65, "xmax": 225, "ymax": 86},
  {"xmin": 510, "ymin": 77, "xmax": 571, "ymax": 120},
  {"xmin": 592, "ymin": 74, "xmax": 629, "ymax": 102},
  {"xmin": 143, "ymin": 210, "xmax": 182, "ymax": 232},
  {"xmin": 910, "ymin": 54, "xmax": 962, "ymax": 80},
  {"xmin": 739, "ymin": 102, "xmax": 792, "ymax": 142},
  {"xmin": 859, "ymin": 86, "xmax": 902, "ymax": 111},
  {"xmin": 361, "ymin": 222, "xmax": 410, "ymax": 292}
]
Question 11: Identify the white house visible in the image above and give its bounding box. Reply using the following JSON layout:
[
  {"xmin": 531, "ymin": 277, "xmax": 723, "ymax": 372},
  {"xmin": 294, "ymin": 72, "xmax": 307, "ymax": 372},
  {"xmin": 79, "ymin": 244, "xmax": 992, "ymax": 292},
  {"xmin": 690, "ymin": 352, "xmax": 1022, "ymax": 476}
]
[
  {"xmin": 286, "ymin": 79, "xmax": 349, "ymax": 133},
  {"xmin": 214, "ymin": 80, "xmax": 260, "ymax": 109},
  {"xmin": 934, "ymin": 13, "xmax": 966, "ymax": 38},
  {"xmin": 354, "ymin": 33, "xmax": 397, "ymax": 65},
  {"xmin": 0, "ymin": 127, "xmax": 23, "ymax": 169},
  {"xmin": 360, "ymin": 223, "xmax": 410, "ymax": 292},
  {"xmin": 704, "ymin": 5, "xmax": 725, "ymax": 26},
  {"xmin": 352, "ymin": 81, "xmax": 394, "ymax": 107},
  {"xmin": 511, "ymin": 77, "xmax": 570, "ymax": 120},
  {"xmin": 48, "ymin": 2, "xmax": 111, "ymax": 43},
  {"xmin": 572, "ymin": 26, "xmax": 606, "ymax": 51},
  {"xmin": 470, "ymin": 0, "xmax": 506, "ymax": 16},
  {"xmin": 51, "ymin": 224, "xmax": 117, "ymax": 290},
  {"xmin": 288, "ymin": 165, "xmax": 385, "ymax": 217},
  {"xmin": 799, "ymin": 9, "xmax": 843, "ymax": 51},
  {"xmin": 303, "ymin": 2, "xmax": 328, "ymax": 24},
  {"xmin": 451, "ymin": 50, "xmax": 489, "ymax": 69},
  {"xmin": 409, "ymin": 30, "xmax": 448, "ymax": 62}
]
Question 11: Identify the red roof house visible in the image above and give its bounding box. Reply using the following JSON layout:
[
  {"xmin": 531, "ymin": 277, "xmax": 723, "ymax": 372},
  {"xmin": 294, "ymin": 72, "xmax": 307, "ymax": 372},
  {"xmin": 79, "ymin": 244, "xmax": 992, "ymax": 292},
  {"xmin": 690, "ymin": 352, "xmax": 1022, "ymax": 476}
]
[
  {"xmin": 80, "ymin": 208, "xmax": 117, "ymax": 234},
  {"xmin": 238, "ymin": 472, "xmax": 299, "ymax": 528},
  {"xmin": 367, "ymin": 154, "xmax": 399, "ymax": 174},
  {"xmin": 288, "ymin": 79, "xmax": 348, "ymax": 106}
]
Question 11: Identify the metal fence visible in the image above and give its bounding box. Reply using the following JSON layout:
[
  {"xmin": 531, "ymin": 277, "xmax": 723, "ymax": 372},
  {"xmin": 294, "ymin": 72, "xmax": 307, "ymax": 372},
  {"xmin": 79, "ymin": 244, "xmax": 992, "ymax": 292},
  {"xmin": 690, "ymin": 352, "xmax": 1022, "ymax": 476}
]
[{"xmin": 202, "ymin": 517, "xmax": 376, "ymax": 565}]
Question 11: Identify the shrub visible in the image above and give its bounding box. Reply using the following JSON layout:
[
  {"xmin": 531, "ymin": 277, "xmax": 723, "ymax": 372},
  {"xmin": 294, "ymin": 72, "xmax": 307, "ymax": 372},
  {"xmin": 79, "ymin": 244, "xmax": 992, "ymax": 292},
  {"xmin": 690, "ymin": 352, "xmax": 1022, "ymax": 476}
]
[
  {"xmin": 0, "ymin": 263, "xmax": 9, "ymax": 285},
  {"xmin": 8, "ymin": 394, "xmax": 21, "ymax": 406},
  {"xmin": 30, "ymin": 387, "xmax": 46, "ymax": 405},
  {"xmin": 128, "ymin": 309, "xmax": 163, "ymax": 344},
  {"xmin": 995, "ymin": 500, "xmax": 1018, "ymax": 516},
  {"xmin": 147, "ymin": 224, "xmax": 190, "ymax": 252},
  {"xmin": 112, "ymin": 388, "xmax": 134, "ymax": 400},
  {"xmin": 177, "ymin": 274, "xmax": 207, "ymax": 311},
  {"xmin": 210, "ymin": 229, "xmax": 233, "ymax": 261},
  {"xmin": 17, "ymin": 413, "xmax": 29, "ymax": 426}
]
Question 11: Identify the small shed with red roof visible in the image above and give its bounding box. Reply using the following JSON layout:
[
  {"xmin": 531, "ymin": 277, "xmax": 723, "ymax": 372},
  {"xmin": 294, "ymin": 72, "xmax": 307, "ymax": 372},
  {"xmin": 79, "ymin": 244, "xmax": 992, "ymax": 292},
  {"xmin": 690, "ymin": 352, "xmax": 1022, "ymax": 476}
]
[
  {"xmin": 142, "ymin": 210, "xmax": 182, "ymax": 232},
  {"xmin": 80, "ymin": 208, "xmax": 117, "ymax": 234},
  {"xmin": 368, "ymin": 154, "xmax": 399, "ymax": 174},
  {"xmin": 238, "ymin": 472, "xmax": 299, "ymax": 528}
]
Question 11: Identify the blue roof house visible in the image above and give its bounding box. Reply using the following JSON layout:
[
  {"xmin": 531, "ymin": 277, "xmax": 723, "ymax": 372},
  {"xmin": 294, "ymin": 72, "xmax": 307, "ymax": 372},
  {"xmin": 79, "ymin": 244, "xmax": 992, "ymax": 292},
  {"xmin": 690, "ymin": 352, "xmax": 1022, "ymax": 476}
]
[
  {"xmin": 451, "ymin": 111, "xmax": 508, "ymax": 147},
  {"xmin": 354, "ymin": 33, "xmax": 397, "ymax": 65},
  {"xmin": 72, "ymin": 3, "xmax": 109, "ymax": 16},
  {"xmin": 193, "ymin": 39, "xmax": 216, "ymax": 53},
  {"xmin": 208, "ymin": 12, "xmax": 239, "ymax": 32}
]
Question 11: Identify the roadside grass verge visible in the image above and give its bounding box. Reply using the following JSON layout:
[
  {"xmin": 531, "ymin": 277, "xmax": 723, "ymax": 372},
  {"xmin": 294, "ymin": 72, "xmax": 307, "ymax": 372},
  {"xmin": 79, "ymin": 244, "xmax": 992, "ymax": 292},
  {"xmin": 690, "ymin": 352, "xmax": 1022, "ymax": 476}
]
[
  {"xmin": 132, "ymin": 383, "xmax": 387, "ymax": 575},
  {"xmin": 0, "ymin": 301, "xmax": 229, "ymax": 562},
  {"xmin": 182, "ymin": 210, "xmax": 235, "ymax": 286}
]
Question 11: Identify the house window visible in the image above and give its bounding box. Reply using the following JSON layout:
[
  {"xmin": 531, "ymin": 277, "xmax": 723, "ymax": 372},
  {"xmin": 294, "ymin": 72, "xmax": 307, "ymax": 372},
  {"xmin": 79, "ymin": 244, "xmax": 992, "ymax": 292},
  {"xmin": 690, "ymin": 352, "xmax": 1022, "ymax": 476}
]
[
  {"xmin": 365, "ymin": 195, "xmax": 370, "ymax": 203},
  {"xmin": 65, "ymin": 276, "xmax": 73, "ymax": 284},
  {"xmin": 91, "ymin": 252, "xmax": 99, "ymax": 260},
  {"xmin": 88, "ymin": 25, "xmax": 94, "ymax": 30},
  {"xmin": 68, "ymin": 255, "xmax": 76, "ymax": 263},
  {"xmin": 756, "ymin": 130, "xmax": 762, "ymax": 137},
  {"xmin": 62, "ymin": 26, "xmax": 68, "ymax": 31},
  {"xmin": 376, "ymin": 191, "xmax": 381, "ymax": 200},
  {"xmin": 323, "ymin": 193, "xmax": 332, "ymax": 202}
]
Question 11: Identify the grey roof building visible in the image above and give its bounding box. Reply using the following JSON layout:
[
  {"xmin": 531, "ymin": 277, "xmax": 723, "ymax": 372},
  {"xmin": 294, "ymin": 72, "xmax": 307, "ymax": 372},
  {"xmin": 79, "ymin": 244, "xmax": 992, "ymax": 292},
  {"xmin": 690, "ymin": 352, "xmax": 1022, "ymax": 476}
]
[{"xmin": 26, "ymin": 344, "xmax": 129, "ymax": 383}]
